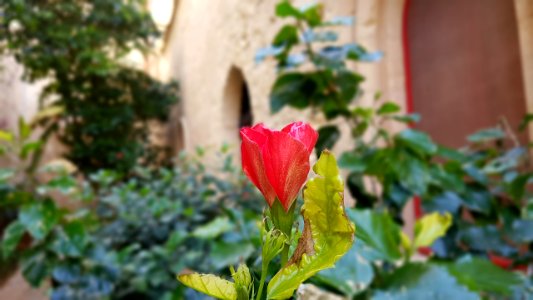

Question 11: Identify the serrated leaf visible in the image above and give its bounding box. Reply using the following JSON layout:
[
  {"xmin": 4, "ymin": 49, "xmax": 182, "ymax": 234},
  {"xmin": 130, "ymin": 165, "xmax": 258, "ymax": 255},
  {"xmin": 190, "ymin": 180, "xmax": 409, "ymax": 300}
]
[
  {"xmin": 266, "ymin": 151, "xmax": 355, "ymax": 299},
  {"xmin": 178, "ymin": 273, "xmax": 237, "ymax": 300},
  {"xmin": 1, "ymin": 221, "xmax": 25, "ymax": 258},
  {"xmin": 414, "ymin": 212, "xmax": 452, "ymax": 248}
]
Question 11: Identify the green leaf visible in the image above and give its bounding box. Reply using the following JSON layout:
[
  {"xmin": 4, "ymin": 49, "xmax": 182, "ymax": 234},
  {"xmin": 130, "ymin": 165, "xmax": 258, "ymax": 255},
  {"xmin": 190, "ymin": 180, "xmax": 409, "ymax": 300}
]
[
  {"xmin": 392, "ymin": 113, "xmax": 421, "ymax": 123},
  {"xmin": 377, "ymin": 102, "xmax": 400, "ymax": 115},
  {"xmin": 266, "ymin": 151, "xmax": 355, "ymax": 299},
  {"xmin": 347, "ymin": 209, "xmax": 402, "ymax": 261},
  {"xmin": 338, "ymin": 152, "xmax": 366, "ymax": 173},
  {"xmin": 19, "ymin": 200, "xmax": 59, "ymax": 240},
  {"xmin": 315, "ymin": 125, "xmax": 340, "ymax": 156},
  {"xmin": 192, "ymin": 217, "xmax": 235, "ymax": 239},
  {"xmin": 210, "ymin": 241, "xmax": 254, "ymax": 270},
  {"xmin": 231, "ymin": 264, "xmax": 252, "ymax": 300},
  {"xmin": 273, "ymin": 25, "xmax": 299, "ymax": 47},
  {"xmin": 0, "ymin": 130, "xmax": 14, "ymax": 142},
  {"xmin": 374, "ymin": 263, "xmax": 478, "ymax": 300},
  {"xmin": 270, "ymin": 73, "xmax": 314, "ymax": 113},
  {"xmin": 467, "ymin": 127, "xmax": 505, "ymax": 143},
  {"xmin": 20, "ymin": 141, "xmax": 43, "ymax": 159},
  {"xmin": 1, "ymin": 221, "xmax": 25, "ymax": 258},
  {"xmin": 395, "ymin": 129, "xmax": 437, "ymax": 156},
  {"xmin": 414, "ymin": 212, "xmax": 452, "ymax": 248},
  {"xmin": 300, "ymin": 3, "xmax": 323, "ymax": 27},
  {"xmin": 21, "ymin": 252, "xmax": 51, "ymax": 287},
  {"xmin": 178, "ymin": 273, "xmax": 237, "ymax": 300},
  {"xmin": 49, "ymin": 221, "xmax": 87, "ymax": 257},
  {"xmin": 0, "ymin": 169, "xmax": 15, "ymax": 182},
  {"xmin": 446, "ymin": 256, "xmax": 524, "ymax": 296},
  {"xmin": 275, "ymin": 0, "xmax": 301, "ymax": 18},
  {"xmin": 18, "ymin": 117, "xmax": 31, "ymax": 140},
  {"xmin": 314, "ymin": 242, "xmax": 374, "ymax": 297}
]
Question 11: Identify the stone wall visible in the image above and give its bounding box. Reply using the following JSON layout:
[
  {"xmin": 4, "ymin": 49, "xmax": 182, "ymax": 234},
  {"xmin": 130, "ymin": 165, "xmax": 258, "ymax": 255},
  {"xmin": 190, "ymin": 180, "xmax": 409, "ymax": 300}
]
[{"xmin": 162, "ymin": 0, "xmax": 408, "ymax": 159}]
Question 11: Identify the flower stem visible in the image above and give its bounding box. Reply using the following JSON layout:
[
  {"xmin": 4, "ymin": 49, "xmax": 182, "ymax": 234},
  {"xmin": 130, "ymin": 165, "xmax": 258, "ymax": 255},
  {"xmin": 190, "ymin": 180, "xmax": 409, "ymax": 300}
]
[
  {"xmin": 280, "ymin": 244, "xmax": 290, "ymax": 266},
  {"xmin": 256, "ymin": 261, "xmax": 268, "ymax": 300}
]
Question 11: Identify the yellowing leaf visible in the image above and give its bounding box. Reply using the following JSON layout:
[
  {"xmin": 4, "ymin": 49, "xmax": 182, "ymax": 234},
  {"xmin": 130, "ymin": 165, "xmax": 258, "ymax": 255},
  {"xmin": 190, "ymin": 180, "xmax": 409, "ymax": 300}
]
[
  {"xmin": 31, "ymin": 105, "xmax": 64, "ymax": 124},
  {"xmin": 414, "ymin": 212, "xmax": 452, "ymax": 248},
  {"xmin": 267, "ymin": 151, "xmax": 355, "ymax": 299},
  {"xmin": 400, "ymin": 231, "xmax": 412, "ymax": 256},
  {"xmin": 0, "ymin": 130, "xmax": 13, "ymax": 142},
  {"xmin": 177, "ymin": 273, "xmax": 237, "ymax": 300}
]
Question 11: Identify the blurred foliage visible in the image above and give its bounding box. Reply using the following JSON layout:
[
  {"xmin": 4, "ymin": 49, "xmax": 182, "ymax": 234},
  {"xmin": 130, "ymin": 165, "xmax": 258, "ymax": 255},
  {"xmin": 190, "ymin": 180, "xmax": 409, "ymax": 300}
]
[
  {"xmin": 0, "ymin": 0, "xmax": 179, "ymax": 174},
  {"xmin": 0, "ymin": 143, "xmax": 264, "ymax": 299},
  {"xmin": 259, "ymin": 0, "xmax": 532, "ymax": 298}
]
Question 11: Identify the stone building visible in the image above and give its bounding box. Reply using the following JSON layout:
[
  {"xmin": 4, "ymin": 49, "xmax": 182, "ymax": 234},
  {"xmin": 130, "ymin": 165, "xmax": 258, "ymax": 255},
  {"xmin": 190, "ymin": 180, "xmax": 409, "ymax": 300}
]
[{"xmin": 2, "ymin": 0, "xmax": 533, "ymax": 298}]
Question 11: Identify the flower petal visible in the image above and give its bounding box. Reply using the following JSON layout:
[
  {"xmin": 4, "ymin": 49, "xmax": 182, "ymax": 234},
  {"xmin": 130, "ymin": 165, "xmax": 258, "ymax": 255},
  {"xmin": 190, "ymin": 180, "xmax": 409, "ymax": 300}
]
[
  {"xmin": 282, "ymin": 122, "xmax": 318, "ymax": 155},
  {"xmin": 262, "ymin": 130, "xmax": 310, "ymax": 211},
  {"xmin": 240, "ymin": 128, "xmax": 277, "ymax": 206}
]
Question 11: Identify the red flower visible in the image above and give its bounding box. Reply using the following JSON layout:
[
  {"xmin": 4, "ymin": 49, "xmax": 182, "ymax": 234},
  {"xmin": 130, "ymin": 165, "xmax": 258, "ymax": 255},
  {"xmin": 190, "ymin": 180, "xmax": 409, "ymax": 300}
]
[{"xmin": 240, "ymin": 122, "xmax": 318, "ymax": 211}]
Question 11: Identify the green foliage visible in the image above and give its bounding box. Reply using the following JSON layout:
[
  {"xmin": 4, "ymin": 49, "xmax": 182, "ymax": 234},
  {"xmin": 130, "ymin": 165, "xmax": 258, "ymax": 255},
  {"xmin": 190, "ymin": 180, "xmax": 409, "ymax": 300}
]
[
  {"xmin": 0, "ymin": 0, "xmax": 179, "ymax": 174},
  {"xmin": 178, "ymin": 273, "xmax": 238, "ymax": 300},
  {"xmin": 261, "ymin": 1, "xmax": 532, "ymax": 298},
  {"xmin": 1, "ymin": 151, "xmax": 264, "ymax": 299},
  {"xmin": 266, "ymin": 151, "xmax": 355, "ymax": 299}
]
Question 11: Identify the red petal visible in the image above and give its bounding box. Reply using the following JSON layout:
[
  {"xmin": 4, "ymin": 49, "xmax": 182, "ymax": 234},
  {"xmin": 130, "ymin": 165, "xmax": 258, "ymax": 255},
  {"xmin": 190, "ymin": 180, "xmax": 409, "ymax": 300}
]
[
  {"xmin": 240, "ymin": 127, "xmax": 276, "ymax": 206},
  {"xmin": 282, "ymin": 122, "xmax": 318, "ymax": 155},
  {"xmin": 262, "ymin": 130, "xmax": 310, "ymax": 211}
]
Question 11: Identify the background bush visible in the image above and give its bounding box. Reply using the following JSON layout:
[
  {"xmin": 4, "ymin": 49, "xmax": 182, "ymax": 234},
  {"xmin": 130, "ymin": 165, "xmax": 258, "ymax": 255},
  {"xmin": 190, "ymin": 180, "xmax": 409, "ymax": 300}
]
[
  {"xmin": 0, "ymin": 0, "xmax": 179, "ymax": 174},
  {"xmin": 0, "ymin": 146, "xmax": 263, "ymax": 299}
]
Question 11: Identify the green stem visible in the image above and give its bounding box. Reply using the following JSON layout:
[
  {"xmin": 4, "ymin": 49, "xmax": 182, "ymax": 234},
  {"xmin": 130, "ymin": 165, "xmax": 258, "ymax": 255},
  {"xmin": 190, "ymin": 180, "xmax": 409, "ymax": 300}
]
[
  {"xmin": 280, "ymin": 244, "xmax": 290, "ymax": 266},
  {"xmin": 256, "ymin": 261, "xmax": 269, "ymax": 300}
]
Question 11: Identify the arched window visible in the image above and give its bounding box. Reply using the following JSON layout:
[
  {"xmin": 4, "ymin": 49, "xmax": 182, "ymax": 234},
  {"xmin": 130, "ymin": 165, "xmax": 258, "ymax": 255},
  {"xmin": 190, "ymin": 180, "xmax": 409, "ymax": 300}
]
[{"xmin": 222, "ymin": 66, "xmax": 254, "ymax": 146}]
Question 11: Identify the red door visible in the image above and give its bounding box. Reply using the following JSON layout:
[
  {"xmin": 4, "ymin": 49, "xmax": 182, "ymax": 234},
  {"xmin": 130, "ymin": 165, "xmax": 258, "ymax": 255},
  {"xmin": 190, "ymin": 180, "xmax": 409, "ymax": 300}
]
[{"xmin": 404, "ymin": 0, "xmax": 528, "ymax": 147}]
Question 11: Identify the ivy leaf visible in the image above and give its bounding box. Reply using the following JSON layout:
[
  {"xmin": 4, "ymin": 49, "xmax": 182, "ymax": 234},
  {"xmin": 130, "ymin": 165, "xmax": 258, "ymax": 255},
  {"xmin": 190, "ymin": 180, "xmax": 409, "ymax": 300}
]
[
  {"xmin": 266, "ymin": 151, "xmax": 355, "ymax": 299},
  {"xmin": 1, "ymin": 221, "xmax": 25, "ymax": 258},
  {"xmin": 178, "ymin": 273, "xmax": 237, "ymax": 300},
  {"xmin": 414, "ymin": 212, "xmax": 452, "ymax": 248}
]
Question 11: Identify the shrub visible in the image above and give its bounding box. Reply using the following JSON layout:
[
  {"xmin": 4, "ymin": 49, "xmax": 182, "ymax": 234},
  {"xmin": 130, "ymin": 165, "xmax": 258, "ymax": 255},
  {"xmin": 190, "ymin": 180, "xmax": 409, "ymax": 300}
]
[
  {"xmin": 259, "ymin": 0, "xmax": 533, "ymax": 298},
  {"xmin": 0, "ymin": 0, "xmax": 179, "ymax": 174},
  {"xmin": 0, "ymin": 147, "xmax": 263, "ymax": 299}
]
